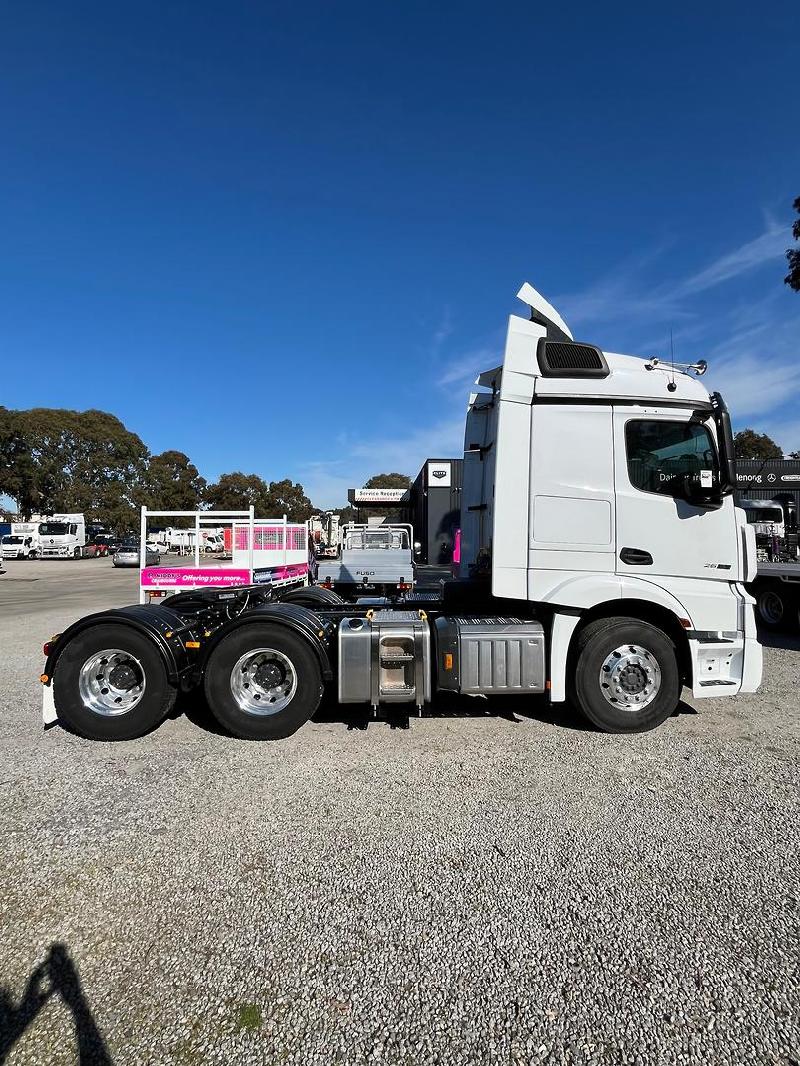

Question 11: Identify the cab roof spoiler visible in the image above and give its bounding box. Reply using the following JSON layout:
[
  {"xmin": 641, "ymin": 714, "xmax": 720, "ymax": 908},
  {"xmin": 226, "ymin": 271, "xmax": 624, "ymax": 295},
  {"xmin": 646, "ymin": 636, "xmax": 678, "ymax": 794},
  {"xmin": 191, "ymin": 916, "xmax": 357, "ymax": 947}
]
[{"xmin": 516, "ymin": 282, "xmax": 573, "ymax": 342}]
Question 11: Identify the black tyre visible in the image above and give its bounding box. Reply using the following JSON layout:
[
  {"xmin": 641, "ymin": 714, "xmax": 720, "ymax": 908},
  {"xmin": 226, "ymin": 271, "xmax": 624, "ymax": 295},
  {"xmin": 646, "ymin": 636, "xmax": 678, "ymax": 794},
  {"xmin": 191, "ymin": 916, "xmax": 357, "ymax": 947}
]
[
  {"xmin": 280, "ymin": 585, "xmax": 344, "ymax": 607},
  {"xmin": 754, "ymin": 582, "xmax": 792, "ymax": 630},
  {"xmin": 52, "ymin": 624, "xmax": 176, "ymax": 741},
  {"xmin": 570, "ymin": 617, "xmax": 681, "ymax": 733},
  {"xmin": 204, "ymin": 624, "xmax": 323, "ymax": 740}
]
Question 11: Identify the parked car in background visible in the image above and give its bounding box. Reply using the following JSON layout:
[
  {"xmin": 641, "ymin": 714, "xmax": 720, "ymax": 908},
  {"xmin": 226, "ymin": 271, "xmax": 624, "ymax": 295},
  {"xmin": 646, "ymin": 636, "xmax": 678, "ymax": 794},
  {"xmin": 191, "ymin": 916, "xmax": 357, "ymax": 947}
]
[
  {"xmin": 91, "ymin": 534, "xmax": 119, "ymax": 555},
  {"xmin": 112, "ymin": 541, "xmax": 160, "ymax": 568}
]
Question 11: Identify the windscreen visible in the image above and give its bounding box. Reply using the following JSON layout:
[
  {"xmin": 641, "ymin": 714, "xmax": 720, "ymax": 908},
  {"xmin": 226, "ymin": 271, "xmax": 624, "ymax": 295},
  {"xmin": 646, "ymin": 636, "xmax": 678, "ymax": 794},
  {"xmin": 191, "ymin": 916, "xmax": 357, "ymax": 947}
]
[
  {"xmin": 626, "ymin": 419, "xmax": 719, "ymax": 497},
  {"xmin": 4, "ymin": 536, "xmax": 23, "ymax": 544},
  {"xmin": 39, "ymin": 523, "xmax": 69, "ymax": 536},
  {"xmin": 745, "ymin": 506, "xmax": 783, "ymax": 524}
]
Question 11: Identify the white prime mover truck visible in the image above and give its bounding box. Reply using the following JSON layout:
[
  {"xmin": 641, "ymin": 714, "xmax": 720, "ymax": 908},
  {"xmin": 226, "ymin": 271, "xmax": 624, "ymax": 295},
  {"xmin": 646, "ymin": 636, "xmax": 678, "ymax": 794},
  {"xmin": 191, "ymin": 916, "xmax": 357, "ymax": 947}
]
[
  {"xmin": 36, "ymin": 514, "xmax": 87, "ymax": 559},
  {"xmin": 40, "ymin": 282, "xmax": 762, "ymax": 741}
]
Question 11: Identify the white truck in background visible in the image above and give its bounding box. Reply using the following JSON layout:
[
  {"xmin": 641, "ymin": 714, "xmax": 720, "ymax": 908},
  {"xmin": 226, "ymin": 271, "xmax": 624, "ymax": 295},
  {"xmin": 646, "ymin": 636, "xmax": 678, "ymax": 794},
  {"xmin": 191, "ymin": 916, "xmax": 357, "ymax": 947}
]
[
  {"xmin": 2, "ymin": 522, "xmax": 42, "ymax": 560},
  {"xmin": 148, "ymin": 528, "xmax": 225, "ymax": 554},
  {"xmin": 737, "ymin": 500, "xmax": 800, "ymax": 630},
  {"xmin": 309, "ymin": 513, "xmax": 342, "ymax": 557},
  {"xmin": 36, "ymin": 514, "xmax": 87, "ymax": 559},
  {"xmin": 41, "ymin": 281, "xmax": 762, "ymax": 742}
]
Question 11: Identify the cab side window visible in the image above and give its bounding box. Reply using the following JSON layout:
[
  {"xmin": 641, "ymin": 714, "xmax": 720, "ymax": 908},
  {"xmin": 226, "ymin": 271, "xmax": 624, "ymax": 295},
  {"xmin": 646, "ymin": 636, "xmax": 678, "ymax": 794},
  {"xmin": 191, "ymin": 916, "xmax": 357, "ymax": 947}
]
[{"xmin": 626, "ymin": 420, "xmax": 718, "ymax": 497}]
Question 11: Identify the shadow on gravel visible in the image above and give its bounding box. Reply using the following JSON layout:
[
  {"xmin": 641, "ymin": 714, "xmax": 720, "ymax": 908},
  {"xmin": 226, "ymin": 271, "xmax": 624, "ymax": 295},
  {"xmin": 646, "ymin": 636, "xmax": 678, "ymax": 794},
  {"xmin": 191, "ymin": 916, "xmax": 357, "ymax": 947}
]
[
  {"xmin": 170, "ymin": 688, "xmax": 231, "ymax": 737},
  {"xmin": 0, "ymin": 942, "xmax": 113, "ymax": 1064},
  {"xmin": 311, "ymin": 689, "xmax": 698, "ymax": 733},
  {"xmin": 165, "ymin": 683, "xmax": 699, "ymax": 738},
  {"xmin": 757, "ymin": 628, "xmax": 800, "ymax": 651}
]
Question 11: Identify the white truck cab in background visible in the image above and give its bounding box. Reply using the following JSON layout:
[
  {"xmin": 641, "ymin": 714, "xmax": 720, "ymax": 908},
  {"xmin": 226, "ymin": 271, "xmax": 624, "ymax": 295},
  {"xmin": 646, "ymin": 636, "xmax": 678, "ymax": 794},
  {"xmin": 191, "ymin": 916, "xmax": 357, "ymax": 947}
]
[
  {"xmin": 154, "ymin": 527, "xmax": 225, "ymax": 554},
  {"xmin": 36, "ymin": 514, "xmax": 87, "ymax": 559},
  {"xmin": 2, "ymin": 522, "xmax": 41, "ymax": 559}
]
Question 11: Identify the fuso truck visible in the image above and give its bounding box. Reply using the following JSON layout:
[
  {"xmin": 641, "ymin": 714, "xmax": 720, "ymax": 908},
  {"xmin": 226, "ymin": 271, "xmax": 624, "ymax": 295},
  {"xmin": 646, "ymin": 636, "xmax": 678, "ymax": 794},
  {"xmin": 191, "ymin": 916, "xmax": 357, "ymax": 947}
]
[
  {"xmin": 317, "ymin": 523, "xmax": 415, "ymax": 598},
  {"xmin": 40, "ymin": 282, "xmax": 762, "ymax": 741}
]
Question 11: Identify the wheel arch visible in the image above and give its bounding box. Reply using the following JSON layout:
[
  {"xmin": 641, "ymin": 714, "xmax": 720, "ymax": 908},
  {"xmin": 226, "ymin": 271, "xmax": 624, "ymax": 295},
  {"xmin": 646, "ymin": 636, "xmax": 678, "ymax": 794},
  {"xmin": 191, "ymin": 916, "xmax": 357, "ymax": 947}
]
[
  {"xmin": 568, "ymin": 598, "xmax": 692, "ymax": 687},
  {"xmin": 200, "ymin": 604, "xmax": 334, "ymax": 681},
  {"xmin": 44, "ymin": 607, "xmax": 188, "ymax": 686}
]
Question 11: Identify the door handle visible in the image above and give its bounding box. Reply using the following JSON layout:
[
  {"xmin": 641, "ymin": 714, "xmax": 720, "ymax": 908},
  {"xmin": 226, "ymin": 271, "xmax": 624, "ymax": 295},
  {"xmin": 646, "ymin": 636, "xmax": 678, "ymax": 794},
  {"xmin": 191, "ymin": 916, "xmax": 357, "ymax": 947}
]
[{"xmin": 620, "ymin": 547, "xmax": 653, "ymax": 566}]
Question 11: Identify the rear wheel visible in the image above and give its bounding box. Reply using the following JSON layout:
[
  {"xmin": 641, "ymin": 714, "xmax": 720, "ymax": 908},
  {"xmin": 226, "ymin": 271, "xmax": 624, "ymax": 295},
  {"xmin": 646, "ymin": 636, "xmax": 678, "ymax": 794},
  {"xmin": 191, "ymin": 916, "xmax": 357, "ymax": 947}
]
[
  {"xmin": 53, "ymin": 624, "xmax": 176, "ymax": 740},
  {"xmin": 204, "ymin": 624, "xmax": 323, "ymax": 740},
  {"xmin": 570, "ymin": 617, "xmax": 680, "ymax": 733},
  {"xmin": 280, "ymin": 585, "xmax": 344, "ymax": 607}
]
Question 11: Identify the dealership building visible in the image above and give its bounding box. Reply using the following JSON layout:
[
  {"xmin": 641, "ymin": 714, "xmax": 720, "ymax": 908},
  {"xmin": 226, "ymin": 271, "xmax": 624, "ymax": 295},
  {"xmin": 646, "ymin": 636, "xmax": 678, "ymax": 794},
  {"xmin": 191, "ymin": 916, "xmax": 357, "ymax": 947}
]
[
  {"xmin": 347, "ymin": 459, "xmax": 463, "ymax": 565},
  {"xmin": 735, "ymin": 459, "xmax": 800, "ymax": 534}
]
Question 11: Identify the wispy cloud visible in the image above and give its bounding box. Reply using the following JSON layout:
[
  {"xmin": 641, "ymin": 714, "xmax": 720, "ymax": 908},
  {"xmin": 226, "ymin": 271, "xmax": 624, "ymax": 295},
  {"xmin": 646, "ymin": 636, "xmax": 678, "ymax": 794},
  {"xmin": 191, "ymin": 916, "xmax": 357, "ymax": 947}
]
[
  {"xmin": 674, "ymin": 222, "xmax": 789, "ymax": 296},
  {"xmin": 557, "ymin": 220, "xmax": 791, "ymax": 335},
  {"xmin": 707, "ymin": 353, "xmax": 800, "ymax": 420},
  {"xmin": 430, "ymin": 306, "xmax": 454, "ymax": 357},
  {"xmin": 436, "ymin": 344, "xmax": 500, "ymax": 389}
]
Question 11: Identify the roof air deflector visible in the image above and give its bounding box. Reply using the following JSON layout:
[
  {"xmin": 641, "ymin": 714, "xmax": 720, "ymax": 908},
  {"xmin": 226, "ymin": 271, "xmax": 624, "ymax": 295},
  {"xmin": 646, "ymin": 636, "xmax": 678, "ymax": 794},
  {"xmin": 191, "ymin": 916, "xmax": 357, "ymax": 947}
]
[{"xmin": 516, "ymin": 282, "xmax": 573, "ymax": 342}]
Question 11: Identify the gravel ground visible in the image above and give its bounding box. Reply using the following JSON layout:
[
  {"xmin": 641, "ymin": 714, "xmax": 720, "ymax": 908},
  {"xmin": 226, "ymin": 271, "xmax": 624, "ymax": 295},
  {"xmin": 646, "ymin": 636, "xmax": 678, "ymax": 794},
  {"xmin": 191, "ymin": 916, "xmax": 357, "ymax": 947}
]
[{"xmin": 0, "ymin": 561, "xmax": 798, "ymax": 1065}]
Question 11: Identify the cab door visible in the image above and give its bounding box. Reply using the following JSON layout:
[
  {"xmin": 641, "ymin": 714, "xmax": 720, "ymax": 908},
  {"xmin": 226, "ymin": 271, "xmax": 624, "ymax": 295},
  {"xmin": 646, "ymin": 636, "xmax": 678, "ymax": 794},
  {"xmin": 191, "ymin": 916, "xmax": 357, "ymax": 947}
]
[{"xmin": 613, "ymin": 408, "xmax": 738, "ymax": 584}]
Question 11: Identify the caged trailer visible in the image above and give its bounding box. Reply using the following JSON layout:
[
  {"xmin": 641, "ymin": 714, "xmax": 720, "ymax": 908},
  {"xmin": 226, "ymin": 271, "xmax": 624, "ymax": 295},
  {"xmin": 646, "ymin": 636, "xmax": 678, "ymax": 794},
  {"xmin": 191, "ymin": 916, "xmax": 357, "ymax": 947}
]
[
  {"xmin": 136, "ymin": 508, "xmax": 310, "ymax": 604},
  {"xmin": 40, "ymin": 282, "xmax": 762, "ymax": 742}
]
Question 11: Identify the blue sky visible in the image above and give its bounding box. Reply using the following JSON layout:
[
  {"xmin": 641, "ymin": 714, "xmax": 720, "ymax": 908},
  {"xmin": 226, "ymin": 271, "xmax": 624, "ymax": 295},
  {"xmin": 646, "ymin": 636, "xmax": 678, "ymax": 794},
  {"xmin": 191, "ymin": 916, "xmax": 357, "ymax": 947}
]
[{"xmin": 1, "ymin": 2, "xmax": 798, "ymax": 508}]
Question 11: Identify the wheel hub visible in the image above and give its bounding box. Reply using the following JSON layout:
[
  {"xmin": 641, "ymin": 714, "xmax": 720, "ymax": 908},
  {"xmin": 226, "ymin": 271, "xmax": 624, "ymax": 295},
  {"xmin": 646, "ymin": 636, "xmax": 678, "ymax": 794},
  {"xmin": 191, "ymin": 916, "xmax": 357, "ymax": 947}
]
[
  {"xmin": 78, "ymin": 649, "xmax": 147, "ymax": 717},
  {"xmin": 108, "ymin": 662, "xmax": 139, "ymax": 690},
  {"xmin": 230, "ymin": 648, "xmax": 297, "ymax": 717},
  {"xmin": 254, "ymin": 661, "xmax": 284, "ymax": 689},
  {"xmin": 599, "ymin": 644, "xmax": 662, "ymax": 711}
]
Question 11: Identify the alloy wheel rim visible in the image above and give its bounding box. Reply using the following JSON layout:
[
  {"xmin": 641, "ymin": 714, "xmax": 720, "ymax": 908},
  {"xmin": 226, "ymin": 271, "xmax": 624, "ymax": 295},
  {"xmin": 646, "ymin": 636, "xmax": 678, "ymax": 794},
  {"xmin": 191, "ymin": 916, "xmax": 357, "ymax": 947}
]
[
  {"xmin": 78, "ymin": 648, "xmax": 146, "ymax": 716},
  {"xmin": 599, "ymin": 643, "xmax": 662, "ymax": 711},
  {"xmin": 230, "ymin": 648, "xmax": 297, "ymax": 716}
]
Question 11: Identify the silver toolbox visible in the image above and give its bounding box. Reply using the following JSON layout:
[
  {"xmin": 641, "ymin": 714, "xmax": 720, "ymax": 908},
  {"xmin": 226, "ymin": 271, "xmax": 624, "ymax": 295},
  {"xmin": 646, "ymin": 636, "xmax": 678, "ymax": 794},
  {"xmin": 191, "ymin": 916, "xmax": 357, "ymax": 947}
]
[
  {"xmin": 435, "ymin": 617, "xmax": 545, "ymax": 694},
  {"xmin": 338, "ymin": 612, "xmax": 432, "ymax": 707}
]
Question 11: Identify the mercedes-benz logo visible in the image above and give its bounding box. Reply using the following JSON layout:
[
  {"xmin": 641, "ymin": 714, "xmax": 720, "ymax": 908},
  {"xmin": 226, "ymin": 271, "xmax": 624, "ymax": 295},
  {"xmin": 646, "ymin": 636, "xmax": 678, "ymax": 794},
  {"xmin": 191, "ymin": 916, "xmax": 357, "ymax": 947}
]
[{"xmin": 768, "ymin": 473, "xmax": 776, "ymax": 483}]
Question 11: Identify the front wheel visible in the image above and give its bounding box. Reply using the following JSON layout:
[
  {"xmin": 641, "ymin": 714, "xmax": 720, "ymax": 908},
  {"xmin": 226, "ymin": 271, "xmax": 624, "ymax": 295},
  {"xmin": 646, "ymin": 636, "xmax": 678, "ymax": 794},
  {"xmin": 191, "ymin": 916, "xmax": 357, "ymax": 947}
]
[
  {"xmin": 570, "ymin": 617, "xmax": 680, "ymax": 733},
  {"xmin": 52, "ymin": 624, "xmax": 176, "ymax": 740},
  {"xmin": 204, "ymin": 624, "xmax": 323, "ymax": 740}
]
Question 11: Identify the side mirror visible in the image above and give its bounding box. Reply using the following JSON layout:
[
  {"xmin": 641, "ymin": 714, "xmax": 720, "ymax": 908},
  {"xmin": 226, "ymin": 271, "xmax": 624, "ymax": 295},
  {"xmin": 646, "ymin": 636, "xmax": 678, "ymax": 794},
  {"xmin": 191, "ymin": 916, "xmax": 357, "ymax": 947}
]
[{"xmin": 682, "ymin": 472, "xmax": 723, "ymax": 510}]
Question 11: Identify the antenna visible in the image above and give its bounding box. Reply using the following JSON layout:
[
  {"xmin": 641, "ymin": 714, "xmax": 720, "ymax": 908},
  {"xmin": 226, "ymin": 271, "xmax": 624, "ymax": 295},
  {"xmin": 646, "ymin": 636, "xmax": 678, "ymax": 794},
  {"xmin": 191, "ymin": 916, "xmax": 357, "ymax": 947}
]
[{"xmin": 668, "ymin": 328, "xmax": 677, "ymax": 392}]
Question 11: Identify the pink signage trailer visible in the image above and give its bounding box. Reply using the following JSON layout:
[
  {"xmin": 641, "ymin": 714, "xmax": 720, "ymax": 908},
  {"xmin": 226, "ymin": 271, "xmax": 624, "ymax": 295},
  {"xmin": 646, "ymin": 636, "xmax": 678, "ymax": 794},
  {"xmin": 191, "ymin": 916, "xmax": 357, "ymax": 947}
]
[{"xmin": 138, "ymin": 508, "xmax": 310, "ymax": 604}]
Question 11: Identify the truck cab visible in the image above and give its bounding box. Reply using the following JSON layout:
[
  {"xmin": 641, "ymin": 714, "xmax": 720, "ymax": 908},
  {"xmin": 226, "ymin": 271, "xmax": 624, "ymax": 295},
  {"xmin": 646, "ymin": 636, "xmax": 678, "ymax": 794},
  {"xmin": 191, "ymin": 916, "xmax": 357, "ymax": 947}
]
[
  {"xmin": 460, "ymin": 283, "xmax": 761, "ymax": 707},
  {"xmin": 2, "ymin": 533, "xmax": 38, "ymax": 559},
  {"xmin": 37, "ymin": 514, "xmax": 87, "ymax": 559}
]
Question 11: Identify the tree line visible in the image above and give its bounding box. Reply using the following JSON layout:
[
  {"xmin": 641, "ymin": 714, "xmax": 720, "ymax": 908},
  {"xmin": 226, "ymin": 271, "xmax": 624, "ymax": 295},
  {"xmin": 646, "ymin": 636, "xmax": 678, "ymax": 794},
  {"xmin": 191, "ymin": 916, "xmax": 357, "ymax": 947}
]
[
  {"xmin": 2, "ymin": 403, "xmax": 796, "ymax": 532},
  {"xmin": 0, "ymin": 407, "xmax": 316, "ymax": 531}
]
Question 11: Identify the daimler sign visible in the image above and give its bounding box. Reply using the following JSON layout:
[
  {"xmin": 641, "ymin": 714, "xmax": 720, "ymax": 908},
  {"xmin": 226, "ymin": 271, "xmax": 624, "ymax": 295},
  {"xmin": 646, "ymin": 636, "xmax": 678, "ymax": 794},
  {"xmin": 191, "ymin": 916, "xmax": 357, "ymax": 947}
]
[{"xmin": 735, "ymin": 460, "xmax": 800, "ymax": 489}]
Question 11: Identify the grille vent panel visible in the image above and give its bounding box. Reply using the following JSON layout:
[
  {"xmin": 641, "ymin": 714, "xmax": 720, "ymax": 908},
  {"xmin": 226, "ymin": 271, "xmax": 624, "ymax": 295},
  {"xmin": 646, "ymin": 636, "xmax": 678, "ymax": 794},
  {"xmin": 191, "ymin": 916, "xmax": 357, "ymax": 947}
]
[{"xmin": 537, "ymin": 339, "xmax": 609, "ymax": 379}]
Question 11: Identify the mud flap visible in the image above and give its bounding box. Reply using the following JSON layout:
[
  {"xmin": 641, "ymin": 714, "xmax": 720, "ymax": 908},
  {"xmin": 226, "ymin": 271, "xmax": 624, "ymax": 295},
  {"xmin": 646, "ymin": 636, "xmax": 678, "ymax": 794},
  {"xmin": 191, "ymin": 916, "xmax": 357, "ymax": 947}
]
[{"xmin": 42, "ymin": 684, "xmax": 58, "ymax": 725}]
